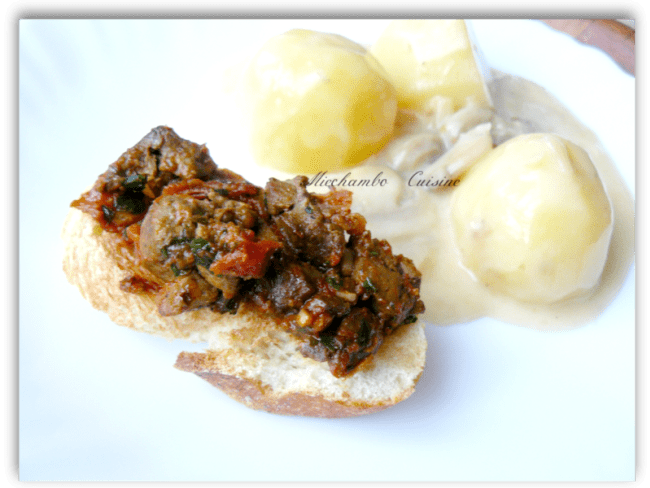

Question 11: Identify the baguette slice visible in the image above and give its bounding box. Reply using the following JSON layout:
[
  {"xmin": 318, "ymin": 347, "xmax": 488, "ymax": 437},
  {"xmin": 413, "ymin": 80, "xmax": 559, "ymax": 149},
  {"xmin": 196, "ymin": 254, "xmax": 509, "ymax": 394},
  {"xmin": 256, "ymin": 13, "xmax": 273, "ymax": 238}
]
[{"xmin": 62, "ymin": 208, "xmax": 427, "ymax": 417}]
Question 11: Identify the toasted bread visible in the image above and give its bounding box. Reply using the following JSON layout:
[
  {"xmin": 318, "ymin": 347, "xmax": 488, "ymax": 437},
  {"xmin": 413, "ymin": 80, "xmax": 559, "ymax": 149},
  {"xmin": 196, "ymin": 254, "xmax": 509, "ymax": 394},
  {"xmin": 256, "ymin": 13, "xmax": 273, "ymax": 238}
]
[{"xmin": 62, "ymin": 208, "xmax": 427, "ymax": 417}]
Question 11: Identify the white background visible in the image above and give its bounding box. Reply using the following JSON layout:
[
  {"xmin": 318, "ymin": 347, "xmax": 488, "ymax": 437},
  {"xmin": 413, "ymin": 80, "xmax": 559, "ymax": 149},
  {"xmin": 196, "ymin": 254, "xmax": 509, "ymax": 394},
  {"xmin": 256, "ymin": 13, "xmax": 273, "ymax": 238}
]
[{"xmin": 17, "ymin": 17, "xmax": 636, "ymax": 483}]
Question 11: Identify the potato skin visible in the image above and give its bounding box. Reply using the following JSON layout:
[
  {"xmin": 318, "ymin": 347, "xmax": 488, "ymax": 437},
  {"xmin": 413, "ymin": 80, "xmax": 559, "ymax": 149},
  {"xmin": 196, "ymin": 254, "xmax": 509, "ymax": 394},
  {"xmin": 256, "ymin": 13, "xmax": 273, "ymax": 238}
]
[{"xmin": 244, "ymin": 29, "xmax": 398, "ymax": 174}]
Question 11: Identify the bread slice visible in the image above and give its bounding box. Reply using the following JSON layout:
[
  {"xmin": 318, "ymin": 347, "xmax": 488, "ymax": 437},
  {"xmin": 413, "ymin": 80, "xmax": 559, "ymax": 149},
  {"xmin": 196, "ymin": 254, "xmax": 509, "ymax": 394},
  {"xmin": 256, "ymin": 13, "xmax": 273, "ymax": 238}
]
[{"xmin": 62, "ymin": 208, "xmax": 427, "ymax": 417}]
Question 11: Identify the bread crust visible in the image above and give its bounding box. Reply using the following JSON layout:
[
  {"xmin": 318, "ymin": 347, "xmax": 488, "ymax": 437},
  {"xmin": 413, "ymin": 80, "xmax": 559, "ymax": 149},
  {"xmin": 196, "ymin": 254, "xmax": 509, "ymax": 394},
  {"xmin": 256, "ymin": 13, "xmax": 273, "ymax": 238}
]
[
  {"xmin": 175, "ymin": 353, "xmax": 398, "ymax": 417},
  {"xmin": 62, "ymin": 207, "xmax": 427, "ymax": 417}
]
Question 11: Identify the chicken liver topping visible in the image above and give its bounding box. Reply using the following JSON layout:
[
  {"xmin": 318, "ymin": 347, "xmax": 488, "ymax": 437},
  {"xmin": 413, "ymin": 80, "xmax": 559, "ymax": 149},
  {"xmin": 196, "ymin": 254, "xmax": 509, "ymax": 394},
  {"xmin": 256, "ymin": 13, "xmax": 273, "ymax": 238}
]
[{"xmin": 72, "ymin": 126, "xmax": 424, "ymax": 377}]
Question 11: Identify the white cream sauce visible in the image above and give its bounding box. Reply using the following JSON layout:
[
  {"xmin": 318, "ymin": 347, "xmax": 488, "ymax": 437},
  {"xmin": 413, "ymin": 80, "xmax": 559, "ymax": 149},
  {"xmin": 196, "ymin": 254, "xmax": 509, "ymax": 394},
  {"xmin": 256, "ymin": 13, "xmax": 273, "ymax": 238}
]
[{"xmin": 348, "ymin": 72, "xmax": 635, "ymax": 330}]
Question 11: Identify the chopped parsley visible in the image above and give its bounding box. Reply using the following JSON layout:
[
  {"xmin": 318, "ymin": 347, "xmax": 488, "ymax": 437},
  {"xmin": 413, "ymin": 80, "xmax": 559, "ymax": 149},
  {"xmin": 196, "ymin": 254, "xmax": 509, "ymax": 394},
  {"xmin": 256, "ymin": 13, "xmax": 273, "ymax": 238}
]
[
  {"xmin": 116, "ymin": 193, "xmax": 146, "ymax": 214},
  {"xmin": 362, "ymin": 277, "xmax": 377, "ymax": 292},
  {"xmin": 123, "ymin": 174, "xmax": 147, "ymax": 191},
  {"xmin": 326, "ymin": 276, "xmax": 341, "ymax": 290},
  {"xmin": 357, "ymin": 319, "xmax": 370, "ymax": 348},
  {"xmin": 320, "ymin": 333, "xmax": 336, "ymax": 351},
  {"xmin": 189, "ymin": 237, "xmax": 211, "ymax": 253}
]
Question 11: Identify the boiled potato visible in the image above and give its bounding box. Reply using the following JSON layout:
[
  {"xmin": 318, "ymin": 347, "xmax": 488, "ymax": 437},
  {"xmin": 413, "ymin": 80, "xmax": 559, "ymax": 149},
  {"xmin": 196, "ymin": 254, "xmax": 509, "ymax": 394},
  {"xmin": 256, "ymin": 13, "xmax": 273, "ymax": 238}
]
[
  {"xmin": 370, "ymin": 20, "xmax": 492, "ymax": 112},
  {"xmin": 451, "ymin": 133, "xmax": 613, "ymax": 303},
  {"xmin": 244, "ymin": 29, "xmax": 398, "ymax": 174}
]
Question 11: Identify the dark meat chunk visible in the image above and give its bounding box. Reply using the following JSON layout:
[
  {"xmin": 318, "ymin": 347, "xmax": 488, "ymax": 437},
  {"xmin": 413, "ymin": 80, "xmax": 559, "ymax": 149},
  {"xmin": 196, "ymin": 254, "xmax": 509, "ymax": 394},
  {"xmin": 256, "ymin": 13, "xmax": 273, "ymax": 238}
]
[
  {"xmin": 264, "ymin": 177, "xmax": 298, "ymax": 216},
  {"xmin": 267, "ymin": 177, "xmax": 346, "ymax": 268},
  {"xmin": 139, "ymin": 194, "xmax": 209, "ymax": 281},
  {"xmin": 296, "ymin": 293, "xmax": 354, "ymax": 333},
  {"xmin": 340, "ymin": 248, "xmax": 355, "ymax": 276},
  {"xmin": 274, "ymin": 212, "xmax": 345, "ymax": 268},
  {"xmin": 71, "ymin": 126, "xmax": 219, "ymax": 232},
  {"xmin": 293, "ymin": 233, "xmax": 425, "ymax": 377},
  {"xmin": 138, "ymin": 187, "xmax": 282, "ymax": 304},
  {"xmin": 157, "ymin": 273, "xmax": 220, "ymax": 316},
  {"xmin": 300, "ymin": 307, "xmax": 382, "ymax": 377},
  {"xmin": 99, "ymin": 126, "xmax": 219, "ymax": 195},
  {"xmin": 350, "ymin": 231, "xmax": 424, "ymax": 329},
  {"xmin": 264, "ymin": 261, "xmax": 318, "ymax": 314},
  {"xmin": 207, "ymin": 224, "xmax": 282, "ymax": 279},
  {"xmin": 197, "ymin": 266, "xmax": 240, "ymax": 300},
  {"xmin": 313, "ymin": 188, "xmax": 367, "ymax": 237},
  {"xmin": 327, "ymin": 307, "xmax": 383, "ymax": 376}
]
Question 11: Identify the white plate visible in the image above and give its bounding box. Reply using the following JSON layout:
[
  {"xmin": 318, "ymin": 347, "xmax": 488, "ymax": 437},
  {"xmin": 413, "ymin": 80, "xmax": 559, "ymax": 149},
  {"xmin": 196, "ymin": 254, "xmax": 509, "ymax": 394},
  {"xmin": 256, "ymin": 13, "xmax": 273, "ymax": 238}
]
[{"xmin": 18, "ymin": 19, "xmax": 635, "ymax": 482}]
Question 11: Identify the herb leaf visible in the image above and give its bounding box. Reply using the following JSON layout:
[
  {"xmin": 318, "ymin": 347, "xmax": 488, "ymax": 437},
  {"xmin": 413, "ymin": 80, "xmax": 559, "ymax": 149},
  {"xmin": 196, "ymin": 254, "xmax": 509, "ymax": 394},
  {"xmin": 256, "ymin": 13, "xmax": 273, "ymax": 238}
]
[
  {"xmin": 195, "ymin": 255, "xmax": 214, "ymax": 268},
  {"xmin": 326, "ymin": 276, "xmax": 341, "ymax": 290},
  {"xmin": 123, "ymin": 174, "xmax": 147, "ymax": 191},
  {"xmin": 189, "ymin": 237, "xmax": 211, "ymax": 253},
  {"xmin": 357, "ymin": 319, "xmax": 370, "ymax": 348},
  {"xmin": 190, "ymin": 238, "xmax": 214, "ymax": 268},
  {"xmin": 362, "ymin": 277, "xmax": 377, "ymax": 293},
  {"xmin": 116, "ymin": 193, "xmax": 146, "ymax": 214},
  {"xmin": 320, "ymin": 333, "xmax": 336, "ymax": 351},
  {"xmin": 168, "ymin": 236, "xmax": 190, "ymax": 246}
]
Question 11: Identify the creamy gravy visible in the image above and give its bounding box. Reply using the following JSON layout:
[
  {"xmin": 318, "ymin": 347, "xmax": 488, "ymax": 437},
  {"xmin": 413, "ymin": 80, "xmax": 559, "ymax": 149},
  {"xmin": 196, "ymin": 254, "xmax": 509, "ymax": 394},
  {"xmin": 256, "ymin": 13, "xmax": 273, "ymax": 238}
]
[
  {"xmin": 221, "ymin": 71, "xmax": 634, "ymax": 331},
  {"xmin": 352, "ymin": 73, "xmax": 634, "ymax": 329}
]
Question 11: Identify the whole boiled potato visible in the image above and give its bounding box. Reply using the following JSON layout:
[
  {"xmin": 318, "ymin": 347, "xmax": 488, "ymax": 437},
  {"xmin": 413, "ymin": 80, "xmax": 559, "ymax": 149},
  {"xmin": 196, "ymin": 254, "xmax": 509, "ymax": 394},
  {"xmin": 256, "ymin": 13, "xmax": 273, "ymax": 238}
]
[
  {"xmin": 451, "ymin": 133, "xmax": 613, "ymax": 303},
  {"xmin": 244, "ymin": 29, "xmax": 398, "ymax": 174},
  {"xmin": 370, "ymin": 19, "xmax": 492, "ymax": 113}
]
